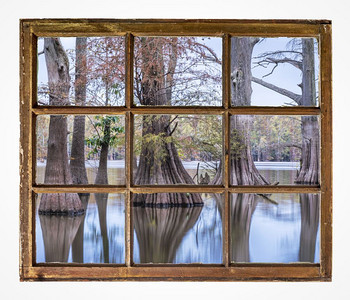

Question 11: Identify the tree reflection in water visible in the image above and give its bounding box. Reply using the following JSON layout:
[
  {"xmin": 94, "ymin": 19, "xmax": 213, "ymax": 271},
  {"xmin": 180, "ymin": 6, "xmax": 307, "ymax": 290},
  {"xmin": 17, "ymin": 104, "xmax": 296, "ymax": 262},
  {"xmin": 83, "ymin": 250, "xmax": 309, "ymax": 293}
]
[
  {"xmin": 39, "ymin": 213, "xmax": 84, "ymax": 263},
  {"xmin": 37, "ymin": 193, "xmax": 125, "ymax": 263},
  {"xmin": 230, "ymin": 193, "xmax": 320, "ymax": 263},
  {"xmin": 133, "ymin": 193, "xmax": 223, "ymax": 264},
  {"xmin": 94, "ymin": 193, "xmax": 110, "ymax": 263},
  {"xmin": 71, "ymin": 193, "xmax": 90, "ymax": 263},
  {"xmin": 231, "ymin": 194, "xmax": 258, "ymax": 262},
  {"xmin": 299, "ymin": 194, "xmax": 320, "ymax": 262},
  {"xmin": 37, "ymin": 193, "xmax": 319, "ymax": 264}
]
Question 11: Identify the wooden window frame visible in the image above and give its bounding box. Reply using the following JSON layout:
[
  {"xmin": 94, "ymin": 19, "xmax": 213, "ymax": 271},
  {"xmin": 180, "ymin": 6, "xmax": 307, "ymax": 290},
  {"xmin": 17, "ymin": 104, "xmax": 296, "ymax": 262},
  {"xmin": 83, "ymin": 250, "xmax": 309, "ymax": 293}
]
[{"xmin": 19, "ymin": 19, "xmax": 332, "ymax": 281}]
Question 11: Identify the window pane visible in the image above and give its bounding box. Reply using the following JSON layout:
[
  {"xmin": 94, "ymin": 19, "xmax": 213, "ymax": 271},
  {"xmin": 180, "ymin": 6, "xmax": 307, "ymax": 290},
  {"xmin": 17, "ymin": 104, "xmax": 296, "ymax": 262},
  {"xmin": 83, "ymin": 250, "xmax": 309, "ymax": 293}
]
[
  {"xmin": 35, "ymin": 193, "xmax": 125, "ymax": 263},
  {"xmin": 134, "ymin": 114, "xmax": 223, "ymax": 185},
  {"xmin": 37, "ymin": 37, "xmax": 125, "ymax": 106},
  {"xmin": 230, "ymin": 115, "xmax": 320, "ymax": 185},
  {"xmin": 36, "ymin": 115, "xmax": 125, "ymax": 185},
  {"xmin": 230, "ymin": 193, "xmax": 320, "ymax": 263},
  {"xmin": 134, "ymin": 37, "xmax": 222, "ymax": 106},
  {"xmin": 231, "ymin": 37, "xmax": 319, "ymax": 106},
  {"xmin": 133, "ymin": 193, "xmax": 223, "ymax": 264}
]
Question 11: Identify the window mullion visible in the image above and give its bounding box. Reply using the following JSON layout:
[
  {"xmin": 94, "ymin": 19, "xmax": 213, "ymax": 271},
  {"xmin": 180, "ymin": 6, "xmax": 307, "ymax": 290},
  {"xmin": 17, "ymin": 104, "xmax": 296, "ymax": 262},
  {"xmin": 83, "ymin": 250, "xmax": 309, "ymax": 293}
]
[
  {"xmin": 223, "ymin": 34, "xmax": 231, "ymax": 266},
  {"xmin": 125, "ymin": 32, "xmax": 134, "ymax": 267}
]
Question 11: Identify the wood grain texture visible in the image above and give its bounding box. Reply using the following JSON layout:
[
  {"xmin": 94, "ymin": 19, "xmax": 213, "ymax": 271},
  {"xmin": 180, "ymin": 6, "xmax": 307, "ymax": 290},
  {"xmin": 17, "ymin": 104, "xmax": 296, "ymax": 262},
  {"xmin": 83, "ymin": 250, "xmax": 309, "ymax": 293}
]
[
  {"xmin": 32, "ymin": 185, "xmax": 320, "ymax": 194},
  {"xmin": 22, "ymin": 265, "xmax": 322, "ymax": 281},
  {"xmin": 20, "ymin": 21, "xmax": 34, "ymax": 279},
  {"xmin": 25, "ymin": 19, "xmax": 324, "ymax": 37},
  {"xmin": 319, "ymin": 24, "xmax": 333, "ymax": 280},
  {"xmin": 32, "ymin": 106, "xmax": 320, "ymax": 115},
  {"xmin": 19, "ymin": 19, "xmax": 332, "ymax": 281}
]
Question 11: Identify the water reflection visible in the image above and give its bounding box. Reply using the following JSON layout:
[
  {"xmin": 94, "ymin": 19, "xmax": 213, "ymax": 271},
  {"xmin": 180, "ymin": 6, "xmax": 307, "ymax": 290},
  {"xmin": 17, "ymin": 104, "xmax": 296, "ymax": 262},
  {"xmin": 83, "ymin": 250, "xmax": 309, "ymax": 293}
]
[
  {"xmin": 71, "ymin": 193, "xmax": 90, "ymax": 262},
  {"xmin": 231, "ymin": 193, "xmax": 320, "ymax": 263},
  {"xmin": 39, "ymin": 213, "xmax": 84, "ymax": 262},
  {"xmin": 133, "ymin": 194, "xmax": 223, "ymax": 264},
  {"xmin": 36, "ymin": 192, "xmax": 319, "ymax": 264},
  {"xmin": 36, "ymin": 193, "xmax": 125, "ymax": 263}
]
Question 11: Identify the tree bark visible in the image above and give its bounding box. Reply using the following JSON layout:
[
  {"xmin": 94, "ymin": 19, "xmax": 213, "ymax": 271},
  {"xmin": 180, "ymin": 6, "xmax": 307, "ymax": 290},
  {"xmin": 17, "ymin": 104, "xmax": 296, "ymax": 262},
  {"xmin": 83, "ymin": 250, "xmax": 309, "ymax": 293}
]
[
  {"xmin": 70, "ymin": 37, "xmax": 88, "ymax": 185},
  {"xmin": 39, "ymin": 38, "xmax": 83, "ymax": 215},
  {"xmin": 211, "ymin": 37, "xmax": 269, "ymax": 185},
  {"xmin": 295, "ymin": 39, "xmax": 320, "ymax": 184},
  {"xmin": 94, "ymin": 121, "xmax": 111, "ymax": 184},
  {"xmin": 134, "ymin": 37, "xmax": 202, "ymax": 206}
]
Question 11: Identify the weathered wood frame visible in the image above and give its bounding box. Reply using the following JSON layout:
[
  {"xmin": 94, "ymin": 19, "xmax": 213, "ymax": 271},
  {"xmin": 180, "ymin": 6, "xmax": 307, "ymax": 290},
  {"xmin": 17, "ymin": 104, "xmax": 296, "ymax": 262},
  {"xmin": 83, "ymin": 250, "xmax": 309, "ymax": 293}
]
[{"xmin": 19, "ymin": 19, "xmax": 332, "ymax": 281}]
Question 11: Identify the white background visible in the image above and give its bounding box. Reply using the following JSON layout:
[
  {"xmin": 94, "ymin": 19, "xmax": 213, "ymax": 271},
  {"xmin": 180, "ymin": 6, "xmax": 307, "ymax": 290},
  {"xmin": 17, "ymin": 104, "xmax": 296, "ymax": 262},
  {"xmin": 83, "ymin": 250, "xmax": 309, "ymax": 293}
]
[{"xmin": 0, "ymin": 0, "xmax": 349, "ymax": 299}]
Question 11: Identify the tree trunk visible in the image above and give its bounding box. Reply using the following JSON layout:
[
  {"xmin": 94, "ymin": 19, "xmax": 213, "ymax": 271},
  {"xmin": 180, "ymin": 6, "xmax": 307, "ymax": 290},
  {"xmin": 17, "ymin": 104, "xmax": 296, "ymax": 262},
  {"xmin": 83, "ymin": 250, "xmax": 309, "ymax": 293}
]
[
  {"xmin": 295, "ymin": 39, "xmax": 320, "ymax": 184},
  {"xmin": 94, "ymin": 121, "xmax": 111, "ymax": 184},
  {"xmin": 133, "ymin": 204, "xmax": 202, "ymax": 263},
  {"xmin": 299, "ymin": 194, "xmax": 320, "ymax": 262},
  {"xmin": 70, "ymin": 37, "xmax": 88, "ymax": 185},
  {"xmin": 134, "ymin": 37, "xmax": 202, "ymax": 206},
  {"xmin": 39, "ymin": 38, "xmax": 83, "ymax": 215},
  {"xmin": 211, "ymin": 38, "xmax": 269, "ymax": 185}
]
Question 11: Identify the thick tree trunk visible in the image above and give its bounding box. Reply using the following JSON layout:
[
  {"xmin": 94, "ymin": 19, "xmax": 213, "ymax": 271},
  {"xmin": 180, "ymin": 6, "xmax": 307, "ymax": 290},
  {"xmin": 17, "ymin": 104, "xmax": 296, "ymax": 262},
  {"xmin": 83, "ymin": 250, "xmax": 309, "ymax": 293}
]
[
  {"xmin": 70, "ymin": 38, "xmax": 88, "ymax": 185},
  {"xmin": 133, "ymin": 204, "xmax": 202, "ymax": 263},
  {"xmin": 211, "ymin": 38, "xmax": 269, "ymax": 185},
  {"xmin": 134, "ymin": 115, "xmax": 202, "ymax": 206},
  {"xmin": 299, "ymin": 194, "xmax": 320, "ymax": 262},
  {"xmin": 295, "ymin": 39, "xmax": 320, "ymax": 184},
  {"xmin": 39, "ymin": 38, "xmax": 83, "ymax": 215},
  {"xmin": 134, "ymin": 37, "xmax": 202, "ymax": 206}
]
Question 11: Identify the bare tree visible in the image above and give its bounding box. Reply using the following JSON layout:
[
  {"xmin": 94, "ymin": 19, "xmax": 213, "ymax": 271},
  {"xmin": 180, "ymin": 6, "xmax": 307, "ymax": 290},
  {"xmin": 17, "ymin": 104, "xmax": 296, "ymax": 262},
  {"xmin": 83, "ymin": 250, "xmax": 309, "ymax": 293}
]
[
  {"xmin": 70, "ymin": 37, "xmax": 88, "ymax": 185},
  {"xmin": 211, "ymin": 37, "xmax": 269, "ymax": 185},
  {"xmin": 39, "ymin": 38, "xmax": 83, "ymax": 215},
  {"xmin": 252, "ymin": 38, "xmax": 319, "ymax": 184}
]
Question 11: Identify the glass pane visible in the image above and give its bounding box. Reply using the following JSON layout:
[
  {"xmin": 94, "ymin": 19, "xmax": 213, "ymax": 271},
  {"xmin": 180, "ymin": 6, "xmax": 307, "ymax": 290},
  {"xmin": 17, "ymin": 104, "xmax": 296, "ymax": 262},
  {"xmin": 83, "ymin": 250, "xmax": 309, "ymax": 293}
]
[
  {"xmin": 36, "ymin": 193, "xmax": 125, "ymax": 263},
  {"xmin": 230, "ymin": 37, "xmax": 319, "ymax": 106},
  {"xmin": 38, "ymin": 37, "xmax": 125, "ymax": 106},
  {"xmin": 230, "ymin": 115, "xmax": 320, "ymax": 185},
  {"xmin": 134, "ymin": 37, "xmax": 222, "ymax": 106},
  {"xmin": 133, "ymin": 193, "xmax": 223, "ymax": 263},
  {"xmin": 134, "ymin": 114, "xmax": 223, "ymax": 185},
  {"xmin": 36, "ymin": 115, "xmax": 125, "ymax": 185},
  {"xmin": 230, "ymin": 193, "xmax": 320, "ymax": 263}
]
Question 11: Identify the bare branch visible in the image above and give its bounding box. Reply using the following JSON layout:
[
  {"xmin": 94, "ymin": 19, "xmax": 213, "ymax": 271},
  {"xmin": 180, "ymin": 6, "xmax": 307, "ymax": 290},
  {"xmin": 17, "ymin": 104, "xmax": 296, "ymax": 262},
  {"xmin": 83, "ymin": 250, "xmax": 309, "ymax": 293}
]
[
  {"xmin": 252, "ymin": 76, "xmax": 302, "ymax": 104},
  {"xmin": 253, "ymin": 50, "xmax": 302, "ymax": 59}
]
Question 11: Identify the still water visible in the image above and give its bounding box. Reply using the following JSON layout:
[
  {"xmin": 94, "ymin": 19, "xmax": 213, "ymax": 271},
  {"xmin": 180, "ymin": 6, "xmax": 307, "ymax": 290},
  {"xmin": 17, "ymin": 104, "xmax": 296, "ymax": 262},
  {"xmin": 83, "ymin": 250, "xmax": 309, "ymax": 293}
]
[
  {"xmin": 36, "ymin": 161, "xmax": 300, "ymax": 185},
  {"xmin": 35, "ymin": 163, "xmax": 319, "ymax": 264}
]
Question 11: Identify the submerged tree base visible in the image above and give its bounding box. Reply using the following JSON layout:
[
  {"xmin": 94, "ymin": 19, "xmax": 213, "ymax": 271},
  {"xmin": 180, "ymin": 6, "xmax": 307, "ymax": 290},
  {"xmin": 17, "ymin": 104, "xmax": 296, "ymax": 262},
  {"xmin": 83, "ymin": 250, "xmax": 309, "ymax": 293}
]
[
  {"xmin": 39, "ymin": 193, "xmax": 85, "ymax": 216},
  {"xmin": 133, "ymin": 193, "xmax": 203, "ymax": 208}
]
